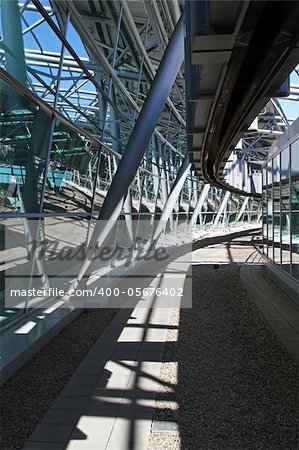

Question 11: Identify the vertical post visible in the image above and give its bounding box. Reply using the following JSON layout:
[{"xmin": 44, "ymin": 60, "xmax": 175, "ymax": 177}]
[
  {"xmin": 288, "ymin": 144, "xmax": 292, "ymax": 275},
  {"xmin": 1, "ymin": 0, "xmax": 50, "ymax": 290},
  {"xmin": 64, "ymin": 12, "xmax": 185, "ymax": 296},
  {"xmin": 152, "ymin": 156, "xmax": 162, "ymax": 218},
  {"xmin": 188, "ymin": 183, "xmax": 210, "ymax": 231},
  {"xmin": 192, "ymin": 178, "xmax": 198, "ymax": 205},
  {"xmin": 112, "ymin": 155, "xmax": 134, "ymax": 243},
  {"xmin": 99, "ymin": 7, "xmax": 136, "ymax": 243},
  {"xmin": 89, "ymin": 5, "xmax": 123, "ymax": 216},
  {"xmin": 235, "ymin": 196, "xmax": 249, "ymax": 223},
  {"xmin": 160, "ymin": 158, "xmax": 168, "ymax": 205},
  {"xmin": 213, "ymin": 191, "xmax": 231, "ymax": 228},
  {"xmin": 153, "ymin": 153, "xmax": 191, "ymax": 240},
  {"xmin": 152, "ymin": 150, "xmax": 160, "ymax": 200}
]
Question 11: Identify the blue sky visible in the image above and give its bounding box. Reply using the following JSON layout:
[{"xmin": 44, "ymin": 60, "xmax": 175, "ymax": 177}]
[{"xmin": 278, "ymin": 69, "xmax": 299, "ymax": 122}]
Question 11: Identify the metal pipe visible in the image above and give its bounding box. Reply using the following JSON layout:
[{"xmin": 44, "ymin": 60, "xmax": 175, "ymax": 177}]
[
  {"xmin": 188, "ymin": 183, "xmax": 210, "ymax": 231},
  {"xmin": 63, "ymin": 12, "xmax": 185, "ymax": 297},
  {"xmin": 120, "ymin": 0, "xmax": 185, "ymax": 128},
  {"xmin": 153, "ymin": 153, "xmax": 191, "ymax": 240},
  {"xmin": 213, "ymin": 191, "xmax": 231, "ymax": 228},
  {"xmin": 235, "ymin": 197, "xmax": 249, "ymax": 222},
  {"xmin": 34, "ymin": 0, "xmax": 184, "ymax": 157},
  {"xmin": 99, "ymin": 12, "xmax": 184, "ymax": 221},
  {"xmin": 0, "ymin": 68, "xmax": 121, "ymax": 159}
]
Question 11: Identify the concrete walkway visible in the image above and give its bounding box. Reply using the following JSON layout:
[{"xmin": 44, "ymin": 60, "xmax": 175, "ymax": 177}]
[
  {"xmin": 23, "ymin": 230, "xmax": 298, "ymax": 450},
  {"xmin": 22, "ymin": 246, "xmax": 190, "ymax": 450}
]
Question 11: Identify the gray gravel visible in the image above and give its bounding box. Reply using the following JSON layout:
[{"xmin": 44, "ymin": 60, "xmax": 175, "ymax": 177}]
[
  {"xmin": 0, "ymin": 309, "xmax": 117, "ymax": 450},
  {"xmin": 149, "ymin": 239, "xmax": 298, "ymax": 449}
]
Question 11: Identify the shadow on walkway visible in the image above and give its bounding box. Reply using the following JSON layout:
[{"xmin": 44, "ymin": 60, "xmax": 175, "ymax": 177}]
[{"xmin": 15, "ymin": 229, "xmax": 299, "ymax": 449}]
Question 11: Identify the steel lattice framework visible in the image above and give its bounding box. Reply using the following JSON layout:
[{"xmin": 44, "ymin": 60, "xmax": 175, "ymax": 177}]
[
  {"xmin": 0, "ymin": 0, "xmax": 297, "ymax": 281},
  {"xmin": 0, "ymin": 0, "xmax": 276, "ymax": 229},
  {"xmin": 0, "ymin": 0, "xmax": 298, "ymax": 336}
]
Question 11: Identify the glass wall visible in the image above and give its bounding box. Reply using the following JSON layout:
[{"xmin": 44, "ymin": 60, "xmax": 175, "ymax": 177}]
[
  {"xmin": 0, "ymin": 72, "xmax": 195, "ymax": 329},
  {"xmin": 262, "ymin": 120, "xmax": 299, "ymax": 284},
  {"xmin": 273, "ymin": 155, "xmax": 281, "ymax": 264},
  {"xmin": 0, "ymin": 78, "xmax": 103, "ymax": 327},
  {"xmin": 281, "ymin": 146, "xmax": 291, "ymax": 273},
  {"xmin": 291, "ymin": 138, "xmax": 299, "ymax": 279},
  {"xmin": 0, "ymin": 0, "xmax": 262, "ymax": 332}
]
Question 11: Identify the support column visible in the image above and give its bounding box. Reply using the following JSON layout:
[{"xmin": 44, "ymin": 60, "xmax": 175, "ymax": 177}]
[
  {"xmin": 1, "ymin": 0, "xmax": 27, "ymax": 86},
  {"xmin": 257, "ymin": 206, "xmax": 263, "ymax": 223},
  {"xmin": 64, "ymin": 13, "xmax": 185, "ymax": 296},
  {"xmin": 159, "ymin": 157, "xmax": 168, "ymax": 204},
  {"xmin": 1, "ymin": 0, "xmax": 50, "ymax": 290},
  {"xmin": 153, "ymin": 153, "xmax": 191, "ymax": 240},
  {"xmin": 188, "ymin": 183, "xmax": 210, "ymax": 231},
  {"xmin": 100, "ymin": 11, "xmax": 184, "ymax": 221},
  {"xmin": 213, "ymin": 190, "xmax": 231, "ymax": 228},
  {"xmin": 110, "ymin": 87, "xmax": 121, "ymax": 153},
  {"xmin": 110, "ymin": 86, "xmax": 134, "ymax": 242},
  {"xmin": 152, "ymin": 153, "xmax": 160, "ymax": 200},
  {"xmin": 192, "ymin": 176, "xmax": 198, "ymax": 205},
  {"xmin": 235, "ymin": 196, "xmax": 249, "ymax": 223},
  {"xmin": 112, "ymin": 155, "xmax": 134, "ymax": 243}
]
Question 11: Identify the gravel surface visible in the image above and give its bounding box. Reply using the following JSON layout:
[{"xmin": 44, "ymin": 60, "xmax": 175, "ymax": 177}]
[
  {"xmin": 0, "ymin": 309, "xmax": 117, "ymax": 450},
  {"xmin": 149, "ymin": 236, "xmax": 298, "ymax": 450},
  {"xmin": 148, "ymin": 308, "xmax": 181, "ymax": 450}
]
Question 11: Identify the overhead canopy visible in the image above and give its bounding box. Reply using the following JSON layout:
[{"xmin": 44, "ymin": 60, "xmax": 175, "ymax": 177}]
[{"xmin": 186, "ymin": 0, "xmax": 299, "ymax": 197}]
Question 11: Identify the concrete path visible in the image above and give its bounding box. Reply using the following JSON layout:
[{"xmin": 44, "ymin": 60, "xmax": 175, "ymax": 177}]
[
  {"xmin": 22, "ymin": 249, "xmax": 190, "ymax": 450},
  {"xmin": 23, "ymin": 229, "xmax": 298, "ymax": 450}
]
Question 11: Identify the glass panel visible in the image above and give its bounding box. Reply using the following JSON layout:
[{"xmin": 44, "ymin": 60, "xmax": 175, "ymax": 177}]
[
  {"xmin": 281, "ymin": 146, "xmax": 290, "ymax": 273},
  {"xmin": 273, "ymin": 155, "xmax": 281, "ymax": 264},
  {"xmin": 267, "ymin": 160, "xmax": 273, "ymax": 261},
  {"xmin": 91, "ymin": 152, "xmax": 113, "ymax": 215},
  {"xmin": 1, "ymin": 215, "xmax": 91, "ymax": 319},
  {"xmin": 25, "ymin": 215, "xmax": 90, "ymax": 309},
  {"xmin": 290, "ymin": 138, "xmax": 299, "ymax": 280},
  {"xmin": 262, "ymin": 165, "xmax": 267, "ymax": 255}
]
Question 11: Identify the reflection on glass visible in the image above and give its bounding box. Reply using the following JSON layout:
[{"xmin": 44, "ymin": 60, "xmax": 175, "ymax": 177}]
[
  {"xmin": 0, "ymin": 79, "xmax": 100, "ymax": 215},
  {"xmin": 26, "ymin": 216, "xmax": 90, "ymax": 308},
  {"xmin": 90, "ymin": 152, "xmax": 118, "ymax": 215},
  {"xmin": 0, "ymin": 217, "xmax": 51, "ymax": 327},
  {"xmin": 267, "ymin": 161, "xmax": 273, "ymax": 261},
  {"xmin": 262, "ymin": 166, "xmax": 267, "ymax": 255},
  {"xmin": 43, "ymin": 119, "xmax": 98, "ymax": 214},
  {"xmin": 0, "ymin": 79, "xmax": 48, "ymax": 213},
  {"xmin": 273, "ymin": 155, "xmax": 280, "ymax": 264}
]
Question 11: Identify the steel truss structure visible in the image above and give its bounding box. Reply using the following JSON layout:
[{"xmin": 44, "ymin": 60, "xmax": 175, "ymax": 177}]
[
  {"xmin": 0, "ymin": 0, "xmax": 297, "ymax": 328},
  {"xmin": 0, "ymin": 0, "xmax": 265, "ymax": 224}
]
